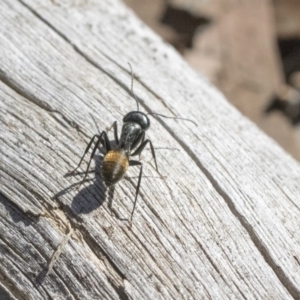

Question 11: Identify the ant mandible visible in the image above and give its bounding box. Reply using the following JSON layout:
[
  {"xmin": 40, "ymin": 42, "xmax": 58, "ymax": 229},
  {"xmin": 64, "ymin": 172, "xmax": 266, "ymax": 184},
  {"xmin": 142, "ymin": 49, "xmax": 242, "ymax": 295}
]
[{"xmin": 68, "ymin": 63, "xmax": 196, "ymax": 223}]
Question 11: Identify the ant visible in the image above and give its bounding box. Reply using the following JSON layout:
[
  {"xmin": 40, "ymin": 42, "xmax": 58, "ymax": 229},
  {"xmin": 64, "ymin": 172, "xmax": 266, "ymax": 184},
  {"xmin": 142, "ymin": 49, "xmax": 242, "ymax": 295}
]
[{"xmin": 68, "ymin": 64, "xmax": 196, "ymax": 223}]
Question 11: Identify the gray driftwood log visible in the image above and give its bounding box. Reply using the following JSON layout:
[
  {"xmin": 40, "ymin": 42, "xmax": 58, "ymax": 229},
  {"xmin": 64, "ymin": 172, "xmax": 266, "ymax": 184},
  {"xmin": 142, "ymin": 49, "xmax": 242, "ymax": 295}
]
[{"xmin": 0, "ymin": 0, "xmax": 300, "ymax": 299}]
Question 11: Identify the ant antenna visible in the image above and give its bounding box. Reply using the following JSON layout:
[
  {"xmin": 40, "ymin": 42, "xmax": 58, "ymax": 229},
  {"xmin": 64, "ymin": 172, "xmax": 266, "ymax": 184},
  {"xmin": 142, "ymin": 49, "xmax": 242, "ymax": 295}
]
[
  {"xmin": 128, "ymin": 62, "xmax": 139, "ymax": 111},
  {"xmin": 147, "ymin": 112, "xmax": 198, "ymax": 126}
]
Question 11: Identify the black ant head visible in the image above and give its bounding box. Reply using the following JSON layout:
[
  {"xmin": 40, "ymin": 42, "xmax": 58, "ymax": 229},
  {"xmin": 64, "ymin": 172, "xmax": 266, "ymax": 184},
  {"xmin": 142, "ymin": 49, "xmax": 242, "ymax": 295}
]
[{"xmin": 123, "ymin": 111, "xmax": 150, "ymax": 130}]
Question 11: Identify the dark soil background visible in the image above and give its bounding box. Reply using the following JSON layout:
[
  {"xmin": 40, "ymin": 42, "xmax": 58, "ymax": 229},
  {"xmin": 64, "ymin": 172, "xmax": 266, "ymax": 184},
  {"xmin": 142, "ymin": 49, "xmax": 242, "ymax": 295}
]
[{"xmin": 124, "ymin": 0, "xmax": 300, "ymax": 161}]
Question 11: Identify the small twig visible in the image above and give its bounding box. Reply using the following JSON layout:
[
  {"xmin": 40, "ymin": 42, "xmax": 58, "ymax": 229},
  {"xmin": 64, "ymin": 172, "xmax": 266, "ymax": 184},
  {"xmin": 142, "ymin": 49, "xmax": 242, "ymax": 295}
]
[{"xmin": 45, "ymin": 223, "xmax": 74, "ymax": 276}]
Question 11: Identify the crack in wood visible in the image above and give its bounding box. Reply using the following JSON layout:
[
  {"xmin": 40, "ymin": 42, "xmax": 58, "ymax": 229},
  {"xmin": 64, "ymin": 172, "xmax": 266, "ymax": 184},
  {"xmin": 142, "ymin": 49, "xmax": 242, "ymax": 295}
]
[
  {"xmin": 0, "ymin": 68, "xmax": 82, "ymax": 134},
  {"xmin": 180, "ymin": 145, "xmax": 300, "ymax": 298},
  {"xmin": 134, "ymin": 94, "xmax": 300, "ymax": 298},
  {"xmin": 2, "ymin": 0, "xmax": 298, "ymax": 298},
  {"xmin": 43, "ymin": 200, "xmax": 129, "ymax": 296}
]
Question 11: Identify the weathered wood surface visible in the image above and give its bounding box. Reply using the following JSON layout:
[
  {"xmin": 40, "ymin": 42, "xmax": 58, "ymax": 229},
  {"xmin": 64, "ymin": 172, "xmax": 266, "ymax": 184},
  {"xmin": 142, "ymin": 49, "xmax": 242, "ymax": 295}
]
[{"xmin": 0, "ymin": 0, "xmax": 300, "ymax": 299}]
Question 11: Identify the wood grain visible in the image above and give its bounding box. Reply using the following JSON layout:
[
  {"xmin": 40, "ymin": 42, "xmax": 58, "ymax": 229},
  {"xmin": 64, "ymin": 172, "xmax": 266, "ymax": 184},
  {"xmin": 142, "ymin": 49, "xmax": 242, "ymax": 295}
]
[{"xmin": 0, "ymin": 0, "xmax": 299, "ymax": 298}]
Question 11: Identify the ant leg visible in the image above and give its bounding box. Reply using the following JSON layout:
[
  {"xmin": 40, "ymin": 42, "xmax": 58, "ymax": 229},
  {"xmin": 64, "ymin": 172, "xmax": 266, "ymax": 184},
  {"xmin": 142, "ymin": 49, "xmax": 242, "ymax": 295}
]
[
  {"xmin": 112, "ymin": 121, "xmax": 119, "ymax": 145},
  {"xmin": 78, "ymin": 131, "xmax": 110, "ymax": 188},
  {"xmin": 129, "ymin": 160, "xmax": 143, "ymax": 223},
  {"xmin": 102, "ymin": 130, "xmax": 112, "ymax": 152},
  {"xmin": 131, "ymin": 131, "xmax": 145, "ymax": 150},
  {"xmin": 130, "ymin": 139, "xmax": 158, "ymax": 172},
  {"xmin": 106, "ymin": 121, "xmax": 119, "ymax": 145},
  {"xmin": 68, "ymin": 134, "xmax": 100, "ymax": 175},
  {"xmin": 138, "ymin": 133, "xmax": 145, "ymax": 160},
  {"xmin": 141, "ymin": 132, "xmax": 145, "ymax": 144}
]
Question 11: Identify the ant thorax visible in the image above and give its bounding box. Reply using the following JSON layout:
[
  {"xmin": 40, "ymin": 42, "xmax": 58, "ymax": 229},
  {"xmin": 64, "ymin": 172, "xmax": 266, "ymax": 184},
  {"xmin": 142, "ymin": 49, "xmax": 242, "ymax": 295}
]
[{"xmin": 119, "ymin": 122, "xmax": 143, "ymax": 151}]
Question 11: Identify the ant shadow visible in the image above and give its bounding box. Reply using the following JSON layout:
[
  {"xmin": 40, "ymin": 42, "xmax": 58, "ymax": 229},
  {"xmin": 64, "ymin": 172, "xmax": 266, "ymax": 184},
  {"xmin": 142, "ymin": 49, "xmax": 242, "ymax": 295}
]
[
  {"xmin": 71, "ymin": 154, "xmax": 107, "ymax": 214},
  {"xmin": 52, "ymin": 154, "xmax": 113, "ymax": 216},
  {"xmin": 35, "ymin": 148, "xmax": 117, "ymax": 286},
  {"xmin": 52, "ymin": 141, "xmax": 129, "ymax": 222},
  {"xmin": 69, "ymin": 153, "xmax": 125, "ymax": 220}
]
